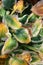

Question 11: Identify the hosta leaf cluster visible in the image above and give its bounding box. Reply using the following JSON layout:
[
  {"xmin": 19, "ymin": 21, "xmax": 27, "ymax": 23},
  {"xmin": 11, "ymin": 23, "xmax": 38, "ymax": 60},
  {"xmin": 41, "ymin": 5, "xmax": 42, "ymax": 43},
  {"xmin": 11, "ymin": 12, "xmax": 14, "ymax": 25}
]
[{"xmin": 0, "ymin": 0, "xmax": 43, "ymax": 65}]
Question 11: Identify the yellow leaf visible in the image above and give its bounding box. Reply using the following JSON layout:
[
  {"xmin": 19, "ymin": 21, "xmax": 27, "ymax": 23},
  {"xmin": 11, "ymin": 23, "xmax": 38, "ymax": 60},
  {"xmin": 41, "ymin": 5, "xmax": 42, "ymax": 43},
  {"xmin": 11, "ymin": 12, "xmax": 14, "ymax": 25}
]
[
  {"xmin": 11, "ymin": 0, "xmax": 24, "ymax": 14},
  {"xmin": 0, "ymin": 23, "xmax": 9, "ymax": 38}
]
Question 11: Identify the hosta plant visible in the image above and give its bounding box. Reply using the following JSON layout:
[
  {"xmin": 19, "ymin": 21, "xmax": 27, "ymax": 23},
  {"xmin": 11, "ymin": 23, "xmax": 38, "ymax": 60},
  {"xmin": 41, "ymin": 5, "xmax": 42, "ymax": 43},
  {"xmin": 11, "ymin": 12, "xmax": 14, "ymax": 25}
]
[{"xmin": 0, "ymin": 0, "xmax": 43, "ymax": 65}]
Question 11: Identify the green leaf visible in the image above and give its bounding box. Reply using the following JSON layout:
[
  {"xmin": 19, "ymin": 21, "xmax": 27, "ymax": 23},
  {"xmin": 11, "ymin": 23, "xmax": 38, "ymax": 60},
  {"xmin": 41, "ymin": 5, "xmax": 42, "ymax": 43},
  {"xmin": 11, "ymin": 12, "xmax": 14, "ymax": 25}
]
[
  {"xmin": 13, "ymin": 28, "xmax": 31, "ymax": 44},
  {"xmin": 27, "ymin": 13, "xmax": 39, "ymax": 23},
  {"xmin": 9, "ymin": 57, "xmax": 28, "ymax": 65},
  {"xmin": 5, "ymin": 15, "xmax": 22, "ymax": 29},
  {"xmin": 2, "ymin": 37, "xmax": 18, "ymax": 55},
  {"xmin": 31, "ymin": 35, "xmax": 43, "ymax": 43},
  {"xmin": 32, "ymin": 19, "xmax": 42, "ymax": 37},
  {"xmin": 2, "ymin": 0, "xmax": 15, "ymax": 10},
  {"xmin": 30, "ymin": 52, "xmax": 41, "ymax": 64},
  {"xmin": 31, "ymin": 43, "xmax": 43, "ymax": 60},
  {"xmin": 39, "ymin": 27, "xmax": 43, "ymax": 37},
  {"xmin": 19, "ymin": 15, "xmax": 28, "ymax": 24},
  {"xmin": 0, "ymin": 7, "xmax": 6, "ymax": 17}
]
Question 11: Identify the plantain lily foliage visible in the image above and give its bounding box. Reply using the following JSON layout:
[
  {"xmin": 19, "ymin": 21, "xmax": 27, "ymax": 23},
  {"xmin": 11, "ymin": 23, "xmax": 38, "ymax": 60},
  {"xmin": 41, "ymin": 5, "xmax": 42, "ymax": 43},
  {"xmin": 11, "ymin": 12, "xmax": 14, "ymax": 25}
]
[
  {"xmin": 0, "ymin": 0, "xmax": 43, "ymax": 65},
  {"xmin": 4, "ymin": 15, "xmax": 22, "ymax": 29},
  {"xmin": 32, "ymin": 19, "xmax": 42, "ymax": 37},
  {"xmin": 0, "ymin": 23, "xmax": 9, "ymax": 38},
  {"xmin": 2, "ymin": 37, "xmax": 18, "ymax": 55},
  {"xmin": 9, "ymin": 57, "xmax": 28, "ymax": 65},
  {"xmin": 13, "ymin": 28, "xmax": 31, "ymax": 44}
]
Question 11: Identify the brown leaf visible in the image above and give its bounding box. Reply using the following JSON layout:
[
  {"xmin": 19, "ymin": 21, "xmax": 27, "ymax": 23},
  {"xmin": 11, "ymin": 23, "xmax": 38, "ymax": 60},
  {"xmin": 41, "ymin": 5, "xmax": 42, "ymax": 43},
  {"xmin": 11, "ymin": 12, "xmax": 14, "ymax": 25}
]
[{"xmin": 31, "ymin": 0, "xmax": 43, "ymax": 16}]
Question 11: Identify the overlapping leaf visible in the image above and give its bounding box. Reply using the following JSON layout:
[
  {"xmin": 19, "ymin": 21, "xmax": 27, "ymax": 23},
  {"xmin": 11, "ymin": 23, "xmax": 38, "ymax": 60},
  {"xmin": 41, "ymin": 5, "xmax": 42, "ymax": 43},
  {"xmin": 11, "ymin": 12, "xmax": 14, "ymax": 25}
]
[
  {"xmin": 39, "ymin": 27, "xmax": 43, "ymax": 37},
  {"xmin": 19, "ymin": 15, "xmax": 28, "ymax": 24},
  {"xmin": 0, "ymin": 23, "xmax": 9, "ymax": 38},
  {"xmin": 9, "ymin": 57, "xmax": 28, "ymax": 65},
  {"xmin": 5, "ymin": 15, "xmax": 22, "ymax": 29},
  {"xmin": 0, "ymin": 7, "xmax": 6, "ymax": 17},
  {"xmin": 32, "ymin": 19, "xmax": 42, "ymax": 37},
  {"xmin": 2, "ymin": 37, "xmax": 18, "ymax": 55},
  {"xmin": 13, "ymin": 28, "xmax": 31, "ymax": 44},
  {"xmin": 11, "ymin": 0, "xmax": 24, "ymax": 14},
  {"xmin": 30, "ymin": 52, "xmax": 41, "ymax": 64},
  {"xmin": 2, "ymin": 0, "xmax": 15, "ymax": 10},
  {"xmin": 31, "ymin": 35, "xmax": 43, "ymax": 43}
]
